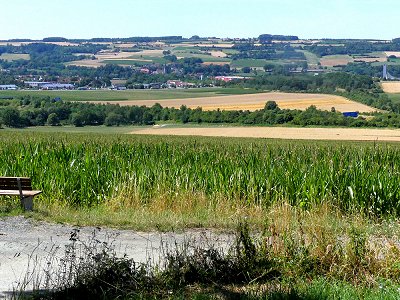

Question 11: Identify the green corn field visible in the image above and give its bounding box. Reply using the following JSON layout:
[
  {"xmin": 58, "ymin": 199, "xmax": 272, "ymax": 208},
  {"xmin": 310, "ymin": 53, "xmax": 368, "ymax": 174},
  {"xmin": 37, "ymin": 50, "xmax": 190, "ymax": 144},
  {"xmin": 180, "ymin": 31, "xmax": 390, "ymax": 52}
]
[{"xmin": 1, "ymin": 131, "xmax": 400, "ymax": 216}]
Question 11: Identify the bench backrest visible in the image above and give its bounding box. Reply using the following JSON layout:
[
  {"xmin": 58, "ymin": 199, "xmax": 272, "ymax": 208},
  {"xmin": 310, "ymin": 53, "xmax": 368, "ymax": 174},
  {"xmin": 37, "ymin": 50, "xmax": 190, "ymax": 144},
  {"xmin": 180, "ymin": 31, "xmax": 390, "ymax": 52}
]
[{"xmin": 0, "ymin": 177, "xmax": 33, "ymax": 191}]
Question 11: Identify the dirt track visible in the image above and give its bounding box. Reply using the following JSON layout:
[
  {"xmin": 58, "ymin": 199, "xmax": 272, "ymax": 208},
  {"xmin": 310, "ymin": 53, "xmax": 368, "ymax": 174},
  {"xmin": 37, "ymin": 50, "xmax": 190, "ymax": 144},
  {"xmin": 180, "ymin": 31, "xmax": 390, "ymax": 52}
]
[
  {"xmin": 132, "ymin": 126, "xmax": 400, "ymax": 142},
  {"xmin": 0, "ymin": 216, "xmax": 230, "ymax": 297},
  {"xmin": 90, "ymin": 92, "xmax": 376, "ymax": 113}
]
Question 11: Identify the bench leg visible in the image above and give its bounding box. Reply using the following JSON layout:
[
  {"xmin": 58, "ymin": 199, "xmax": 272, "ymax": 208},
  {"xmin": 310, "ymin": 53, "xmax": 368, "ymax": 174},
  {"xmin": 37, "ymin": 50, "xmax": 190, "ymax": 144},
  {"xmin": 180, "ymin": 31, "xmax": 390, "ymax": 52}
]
[{"xmin": 21, "ymin": 196, "xmax": 34, "ymax": 211}]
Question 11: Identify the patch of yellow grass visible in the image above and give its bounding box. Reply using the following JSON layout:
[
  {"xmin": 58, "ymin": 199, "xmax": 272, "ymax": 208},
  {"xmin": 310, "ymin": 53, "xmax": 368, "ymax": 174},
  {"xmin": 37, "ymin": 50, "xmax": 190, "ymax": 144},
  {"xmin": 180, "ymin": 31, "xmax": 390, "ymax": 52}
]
[
  {"xmin": 132, "ymin": 127, "xmax": 400, "ymax": 142},
  {"xmin": 89, "ymin": 92, "xmax": 377, "ymax": 113},
  {"xmin": 209, "ymin": 51, "xmax": 227, "ymax": 58},
  {"xmin": 381, "ymin": 81, "xmax": 400, "ymax": 93}
]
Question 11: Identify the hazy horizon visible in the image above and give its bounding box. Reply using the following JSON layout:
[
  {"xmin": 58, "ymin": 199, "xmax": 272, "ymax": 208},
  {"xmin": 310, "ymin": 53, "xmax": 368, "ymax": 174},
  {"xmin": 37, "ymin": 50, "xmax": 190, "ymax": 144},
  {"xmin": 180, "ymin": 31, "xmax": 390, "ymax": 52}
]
[{"xmin": 0, "ymin": 0, "xmax": 398, "ymax": 41}]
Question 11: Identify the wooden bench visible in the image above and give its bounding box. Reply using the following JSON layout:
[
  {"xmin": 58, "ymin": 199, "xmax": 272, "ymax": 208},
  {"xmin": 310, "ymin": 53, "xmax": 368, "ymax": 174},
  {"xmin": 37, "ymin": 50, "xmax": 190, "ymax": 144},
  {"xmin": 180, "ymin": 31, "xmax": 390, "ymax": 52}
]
[{"xmin": 0, "ymin": 177, "xmax": 42, "ymax": 211}]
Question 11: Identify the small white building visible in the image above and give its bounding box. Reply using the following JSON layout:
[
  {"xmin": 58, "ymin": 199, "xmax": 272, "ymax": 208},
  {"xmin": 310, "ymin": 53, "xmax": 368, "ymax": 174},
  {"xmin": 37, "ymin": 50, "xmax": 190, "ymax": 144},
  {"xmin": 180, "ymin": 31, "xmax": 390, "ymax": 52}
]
[{"xmin": 0, "ymin": 85, "xmax": 17, "ymax": 90}]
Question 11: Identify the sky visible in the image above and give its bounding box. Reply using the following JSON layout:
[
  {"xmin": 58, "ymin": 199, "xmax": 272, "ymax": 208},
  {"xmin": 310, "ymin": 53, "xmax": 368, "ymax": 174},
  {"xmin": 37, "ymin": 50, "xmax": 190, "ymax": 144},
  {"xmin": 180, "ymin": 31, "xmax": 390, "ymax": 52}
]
[{"xmin": 0, "ymin": 0, "xmax": 398, "ymax": 40}]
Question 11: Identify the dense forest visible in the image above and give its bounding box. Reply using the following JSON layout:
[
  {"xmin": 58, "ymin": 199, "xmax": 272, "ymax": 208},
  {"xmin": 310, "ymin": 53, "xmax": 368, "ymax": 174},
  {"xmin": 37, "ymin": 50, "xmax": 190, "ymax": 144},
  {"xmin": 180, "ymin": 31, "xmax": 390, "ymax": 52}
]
[{"xmin": 305, "ymin": 40, "xmax": 400, "ymax": 56}]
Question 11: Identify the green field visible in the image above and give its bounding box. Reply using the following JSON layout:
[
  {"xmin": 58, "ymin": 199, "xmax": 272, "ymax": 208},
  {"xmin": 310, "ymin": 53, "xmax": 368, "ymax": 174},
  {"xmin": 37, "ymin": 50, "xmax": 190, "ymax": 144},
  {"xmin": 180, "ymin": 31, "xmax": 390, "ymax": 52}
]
[
  {"xmin": 1, "ymin": 131, "xmax": 400, "ymax": 216},
  {"xmin": 174, "ymin": 51, "xmax": 231, "ymax": 63},
  {"xmin": 104, "ymin": 56, "xmax": 168, "ymax": 66},
  {"xmin": 231, "ymin": 59, "xmax": 274, "ymax": 68},
  {"xmin": 0, "ymin": 53, "xmax": 30, "ymax": 61},
  {"xmin": 0, "ymin": 87, "xmax": 262, "ymax": 102},
  {"xmin": 172, "ymin": 46, "xmax": 200, "ymax": 51},
  {"xmin": 222, "ymin": 49, "xmax": 240, "ymax": 55},
  {"xmin": 298, "ymin": 50, "xmax": 320, "ymax": 66},
  {"xmin": 372, "ymin": 58, "xmax": 400, "ymax": 66},
  {"xmin": 3, "ymin": 131, "xmax": 400, "ymax": 297},
  {"xmin": 388, "ymin": 93, "xmax": 400, "ymax": 104}
]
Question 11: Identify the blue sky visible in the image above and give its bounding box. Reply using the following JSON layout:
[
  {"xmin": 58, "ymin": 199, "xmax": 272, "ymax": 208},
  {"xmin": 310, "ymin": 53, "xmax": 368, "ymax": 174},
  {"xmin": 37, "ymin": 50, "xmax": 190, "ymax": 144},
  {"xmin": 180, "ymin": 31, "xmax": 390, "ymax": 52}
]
[{"xmin": 0, "ymin": 0, "xmax": 398, "ymax": 40}]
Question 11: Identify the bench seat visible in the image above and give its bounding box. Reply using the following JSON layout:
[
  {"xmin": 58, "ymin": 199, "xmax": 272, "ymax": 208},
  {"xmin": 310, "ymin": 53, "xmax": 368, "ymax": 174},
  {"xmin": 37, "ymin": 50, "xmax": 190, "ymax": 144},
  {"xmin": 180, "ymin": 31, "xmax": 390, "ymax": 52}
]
[
  {"xmin": 0, "ymin": 190, "xmax": 42, "ymax": 197},
  {"xmin": 0, "ymin": 177, "xmax": 42, "ymax": 211}
]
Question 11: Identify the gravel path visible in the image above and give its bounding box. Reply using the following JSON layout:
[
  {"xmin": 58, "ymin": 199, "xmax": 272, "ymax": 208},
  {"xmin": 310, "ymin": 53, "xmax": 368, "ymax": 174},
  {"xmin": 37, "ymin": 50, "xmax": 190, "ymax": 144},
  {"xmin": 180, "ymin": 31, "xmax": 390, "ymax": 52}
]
[{"xmin": 0, "ymin": 216, "xmax": 232, "ymax": 298}]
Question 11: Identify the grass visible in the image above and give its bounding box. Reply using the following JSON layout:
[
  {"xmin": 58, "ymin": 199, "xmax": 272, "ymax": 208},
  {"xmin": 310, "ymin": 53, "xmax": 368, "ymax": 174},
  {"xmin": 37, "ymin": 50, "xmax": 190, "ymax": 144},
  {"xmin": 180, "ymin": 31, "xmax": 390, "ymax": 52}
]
[
  {"xmin": 103, "ymin": 56, "xmax": 168, "ymax": 66},
  {"xmin": 2, "ymin": 131, "xmax": 400, "ymax": 219},
  {"xmin": 231, "ymin": 59, "xmax": 274, "ymax": 68},
  {"xmin": 222, "ymin": 49, "xmax": 240, "ymax": 55},
  {"xmin": 2, "ymin": 125, "xmax": 140, "ymax": 134},
  {"xmin": 0, "ymin": 87, "xmax": 262, "ymax": 102},
  {"xmin": 174, "ymin": 51, "xmax": 231, "ymax": 63},
  {"xmin": 3, "ymin": 131, "xmax": 400, "ymax": 298},
  {"xmin": 298, "ymin": 50, "xmax": 320, "ymax": 66},
  {"xmin": 172, "ymin": 46, "xmax": 201, "ymax": 51},
  {"xmin": 372, "ymin": 58, "xmax": 400, "ymax": 66},
  {"xmin": 230, "ymin": 58, "xmax": 305, "ymax": 68},
  {"xmin": 388, "ymin": 93, "xmax": 400, "ymax": 104},
  {"xmin": 15, "ymin": 204, "xmax": 400, "ymax": 299},
  {"xmin": 0, "ymin": 53, "xmax": 30, "ymax": 61}
]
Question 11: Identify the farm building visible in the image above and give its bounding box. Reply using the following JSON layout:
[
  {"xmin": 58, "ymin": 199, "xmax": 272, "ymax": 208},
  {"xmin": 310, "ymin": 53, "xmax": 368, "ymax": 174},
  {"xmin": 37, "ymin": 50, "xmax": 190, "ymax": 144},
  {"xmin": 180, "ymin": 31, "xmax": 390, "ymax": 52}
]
[
  {"xmin": 24, "ymin": 81, "xmax": 51, "ymax": 88},
  {"xmin": 0, "ymin": 84, "xmax": 17, "ymax": 90},
  {"xmin": 110, "ymin": 85, "xmax": 127, "ymax": 90},
  {"xmin": 214, "ymin": 76, "xmax": 245, "ymax": 82},
  {"xmin": 24, "ymin": 81, "xmax": 74, "ymax": 90},
  {"xmin": 167, "ymin": 80, "xmax": 196, "ymax": 88},
  {"xmin": 41, "ymin": 83, "xmax": 74, "ymax": 90}
]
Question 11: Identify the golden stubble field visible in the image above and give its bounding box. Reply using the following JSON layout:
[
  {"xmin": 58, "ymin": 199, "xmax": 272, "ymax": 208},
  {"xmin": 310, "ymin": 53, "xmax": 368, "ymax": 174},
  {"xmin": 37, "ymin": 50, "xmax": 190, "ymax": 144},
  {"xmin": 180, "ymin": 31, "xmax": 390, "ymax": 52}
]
[
  {"xmin": 89, "ymin": 92, "xmax": 377, "ymax": 113},
  {"xmin": 132, "ymin": 126, "xmax": 400, "ymax": 142},
  {"xmin": 381, "ymin": 81, "xmax": 400, "ymax": 93}
]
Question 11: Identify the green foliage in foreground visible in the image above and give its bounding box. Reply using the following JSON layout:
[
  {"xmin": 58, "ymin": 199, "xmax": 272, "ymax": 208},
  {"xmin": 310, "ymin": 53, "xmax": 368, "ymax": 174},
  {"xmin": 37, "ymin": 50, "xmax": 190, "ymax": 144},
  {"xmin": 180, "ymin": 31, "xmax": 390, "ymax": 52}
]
[{"xmin": 2, "ymin": 132, "xmax": 400, "ymax": 216}]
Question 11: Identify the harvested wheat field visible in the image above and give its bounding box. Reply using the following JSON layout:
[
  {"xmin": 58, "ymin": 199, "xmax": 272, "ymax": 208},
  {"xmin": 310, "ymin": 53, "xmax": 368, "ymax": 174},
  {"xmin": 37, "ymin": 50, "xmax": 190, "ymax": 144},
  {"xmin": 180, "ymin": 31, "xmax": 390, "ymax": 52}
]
[
  {"xmin": 133, "ymin": 126, "xmax": 400, "ymax": 142},
  {"xmin": 90, "ymin": 92, "xmax": 377, "ymax": 113},
  {"xmin": 385, "ymin": 51, "xmax": 400, "ymax": 57},
  {"xmin": 354, "ymin": 56, "xmax": 387, "ymax": 63},
  {"xmin": 210, "ymin": 51, "xmax": 228, "ymax": 58},
  {"xmin": 66, "ymin": 60, "xmax": 106, "ymax": 68},
  {"xmin": 381, "ymin": 81, "xmax": 400, "ymax": 93},
  {"xmin": 320, "ymin": 55, "xmax": 353, "ymax": 67}
]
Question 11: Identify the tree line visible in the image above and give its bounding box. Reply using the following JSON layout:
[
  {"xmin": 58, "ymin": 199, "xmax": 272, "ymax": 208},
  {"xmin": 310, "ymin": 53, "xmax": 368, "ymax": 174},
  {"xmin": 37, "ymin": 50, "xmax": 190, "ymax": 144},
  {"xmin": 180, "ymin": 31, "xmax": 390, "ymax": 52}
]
[{"xmin": 0, "ymin": 95, "xmax": 399, "ymax": 129}]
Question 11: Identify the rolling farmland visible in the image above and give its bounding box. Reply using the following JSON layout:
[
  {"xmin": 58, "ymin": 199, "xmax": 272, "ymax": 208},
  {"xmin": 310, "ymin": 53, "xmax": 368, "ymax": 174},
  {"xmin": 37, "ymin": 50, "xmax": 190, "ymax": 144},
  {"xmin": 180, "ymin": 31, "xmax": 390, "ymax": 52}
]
[{"xmin": 88, "ymin": 91, "xmax": 378, "ymax": 112}]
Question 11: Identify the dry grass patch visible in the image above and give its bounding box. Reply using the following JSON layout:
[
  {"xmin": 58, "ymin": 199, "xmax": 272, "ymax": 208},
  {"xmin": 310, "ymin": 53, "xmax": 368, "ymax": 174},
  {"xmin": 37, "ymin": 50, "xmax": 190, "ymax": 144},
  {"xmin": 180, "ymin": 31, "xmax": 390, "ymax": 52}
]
[
  {"xmin": 132, "ymin": 126, "xmax": 400, "ymax": 142},
  {"xmin": 33, "ymin": 194, "xmax": 265, "ymax": 231},
  {"xmin": 320, "ymin": 55, "xmax": 354, "ymax": 67},
  {"xmin": 209, "ymin": 51, "xmax": 228, "ymax": 58}
]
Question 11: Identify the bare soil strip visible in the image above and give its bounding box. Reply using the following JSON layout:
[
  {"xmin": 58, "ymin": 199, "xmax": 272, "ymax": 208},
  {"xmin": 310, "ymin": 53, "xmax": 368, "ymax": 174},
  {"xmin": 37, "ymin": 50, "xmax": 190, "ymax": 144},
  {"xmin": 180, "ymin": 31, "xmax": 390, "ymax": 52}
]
[
  {"xmin": 132, "ymin": 127, "xmax": 400, "ymax": 142},
  {"xmin": 89, "ymin": 92, "xmax": 377, "ymax": 113}
]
